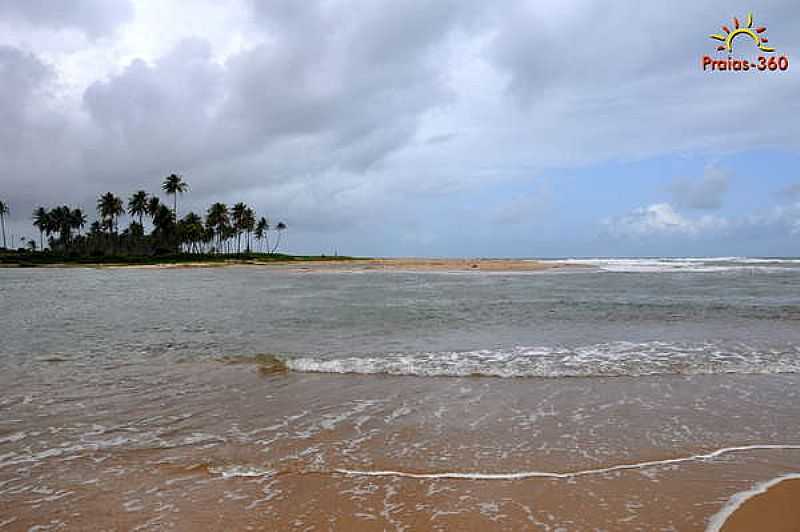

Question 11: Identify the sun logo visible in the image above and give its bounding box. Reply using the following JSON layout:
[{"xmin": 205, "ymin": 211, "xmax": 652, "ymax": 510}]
[{"xmin": 710, "ymin": 13, "xmax": 774, "ymax": 53}]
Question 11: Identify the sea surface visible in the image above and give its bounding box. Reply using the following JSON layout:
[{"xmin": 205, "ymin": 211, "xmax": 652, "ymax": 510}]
[{"xmin": 1, "ymin": 257, "xmax": 800, "ymax": 530}]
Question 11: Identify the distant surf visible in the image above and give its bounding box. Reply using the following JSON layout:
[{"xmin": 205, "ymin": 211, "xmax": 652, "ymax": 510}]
[{"xmin": 548, "ymin": 257, "xmax": 800, "ymax": 273}]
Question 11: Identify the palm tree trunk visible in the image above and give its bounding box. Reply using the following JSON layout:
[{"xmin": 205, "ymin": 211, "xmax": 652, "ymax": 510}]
[
  {"xmin": 271, "ymin": 232, "xmax": 282, "ymax": 254},
  {"xmin": 173, "ymin": 195, "xmax": 179, "ymax": 254},
  {"xmin": 0, "ymin": 214, "xmax": 5, "ymax": 249}
]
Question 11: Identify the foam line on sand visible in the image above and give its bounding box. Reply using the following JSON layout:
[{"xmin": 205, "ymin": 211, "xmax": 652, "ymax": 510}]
[{"xmin": 336, "ymin": 444, "xmax": 800, "ymax": 481}]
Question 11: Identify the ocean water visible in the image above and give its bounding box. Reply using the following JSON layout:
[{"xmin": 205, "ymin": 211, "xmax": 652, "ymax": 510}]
[
  {"xmin": 1, "ymin": 258, "xmax": 800, "ymax": 530},
  {"xmin": 2, "ymin": 258, "xmax": 799, "ymax": 376}
]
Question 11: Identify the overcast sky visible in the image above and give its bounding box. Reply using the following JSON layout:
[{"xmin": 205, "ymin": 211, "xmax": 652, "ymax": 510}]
[{"xmin": 1, "ymin": 0, "xmax": 799, "ymax": 257}]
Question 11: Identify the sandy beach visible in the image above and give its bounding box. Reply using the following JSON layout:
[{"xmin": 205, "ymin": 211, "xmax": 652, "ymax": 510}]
[{"xmin": 718, "ymin": 477, "xmax": 800, "ymax": 531}]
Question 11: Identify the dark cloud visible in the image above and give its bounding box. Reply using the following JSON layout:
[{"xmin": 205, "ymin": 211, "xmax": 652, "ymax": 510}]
[
  {"xmin": 0, "ymin": 46, "xmax": 80, "ymax": 205},
  {"xmin": 82, "ymin": 39, "xmax": 226, "ymax": 181}
]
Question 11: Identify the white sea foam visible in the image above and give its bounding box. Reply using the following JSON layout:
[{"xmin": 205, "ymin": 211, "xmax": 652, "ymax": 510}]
[
  {"xmin": 551, "ymin": 257, "xmax": 800, "ymax": 273},
  {"xmin": 706, "ymin": 472, "xmax": 800, "ymax": 532},
  {"xmin": 336, "ymin": 444, "xmax": 800, "ymax": 481},
  {"xmin": 209, "ymin": 465, "xmax": 275, "ymax": 479},
  {"xmin": 285, "ymin": 341, "xmax": 800, "ymax": 379}
]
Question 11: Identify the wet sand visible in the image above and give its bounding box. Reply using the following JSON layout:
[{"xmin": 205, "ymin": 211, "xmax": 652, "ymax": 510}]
[
  {"xmin": 3, "ymin": 361, "xmax": 800, "ymax": 531},
  {"xmin": 100, "ymin": 257, "xmax": 574, "ymax": 272},
  {"xmin": 718, "ymin": 477, "xmax": 800, "ymax": 531}
]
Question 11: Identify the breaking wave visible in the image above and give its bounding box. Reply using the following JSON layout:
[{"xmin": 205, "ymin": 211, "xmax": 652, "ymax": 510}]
[
  {"xmin": 552, "ymin": 257, "xmax": 800, "ymax": 273},
  {"xmin": 284, "ymin": 341, "xmax": 800, "ymax": 378}
]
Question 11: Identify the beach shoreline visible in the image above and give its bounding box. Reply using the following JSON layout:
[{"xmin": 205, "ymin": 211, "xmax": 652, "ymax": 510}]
[
  {"xmin": 268, "ymin": 258, "xmax": 577, "ymax": 272},
  {"xmin": 714, "ymin": 476, "xmax": 800, "ymax": 532},
  {"xmin": 1, "ymin": 256, "xmax": 579, "ymax": 272}
]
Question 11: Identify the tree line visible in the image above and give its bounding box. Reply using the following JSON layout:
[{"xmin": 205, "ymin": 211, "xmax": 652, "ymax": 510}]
[{"xmin": 0, "ymin": 174, "xmax": 287, "ymax": 257}]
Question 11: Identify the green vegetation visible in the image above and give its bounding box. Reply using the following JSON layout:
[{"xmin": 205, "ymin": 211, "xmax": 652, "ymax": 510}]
[
  {"xmin": 0, "ymin": 174, "xmax": 300, "ymax": 261},
  {"xmin": 0, "ymin": 249, "xmax": 359, "ymax": 267}
]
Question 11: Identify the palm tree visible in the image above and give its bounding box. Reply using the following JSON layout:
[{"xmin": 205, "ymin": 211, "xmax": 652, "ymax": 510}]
[
  {"xmin": 0, "ymin": 200, "xmax": 9, "ymax": 249},
  {"xmin": 152, "ymin": 204, "xmax": 175, "ymax": 233},
  {"xmin": 147, "ymin": 196, "xmax": 161, "ymax": 221},
  {"xmin": 271, "ymin": 222, "xmax": 287, "ymax": 254},
  {"xmin": 255, "ymin": 217, "xmax": 268, "ymax": 253},
  {"xmin": 202, "ymin": 224, "xmax": 214, "ymax": 253},
  {"xmin": 221, "ymin": 223, "xmax": 235, "ymax": 254},
  {"xmin": 97, "ymin": 193, "xmax": 124, "ymax": 236},
  {"xmin": 162, "ymin": 174, "xmax": 188, "ymax": 221},
  {"xmin": 32, "ymin": 207, "xmax": 49, "ymax": 251},
  {"xmin": 231, "ymin": 202, "xmax": 247, "ymax": 254},
  {"xmin": 151, "ymin": 204, "xmax": 177, "ymax": 252},
  {"xmin": 48, "ymin": 206, "xmax": 74, "ymax": 248},
  {"xmin": 71, "ymin": 208, "xmax": 87, "ymax": 236},
  {"xmin": 128, "ymin": 191, "xmax": 149, "ymax": 226},
  {"xmin": 242, "ymin": 208, "xmax": 256, "ymax": 252},
  {"xmin": 206, "ymin": 202, "xmax": 229, "ymax": 254},
  {"xmin": 178, "ymin": 212, "xmax": 204, "ymax": 254}
]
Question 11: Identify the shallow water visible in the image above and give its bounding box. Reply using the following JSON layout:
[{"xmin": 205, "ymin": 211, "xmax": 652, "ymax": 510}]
[{"xmin": 1, "ymin": 260, "xmax": 800, "ymax": 530}]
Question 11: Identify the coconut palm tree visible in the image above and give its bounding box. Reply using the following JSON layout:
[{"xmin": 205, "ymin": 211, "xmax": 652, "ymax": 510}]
[
  {"xmin": 178, "ymin": 212, "xmax": 204, "ymax": 254},
  {"xmin": 221, "ymin": 223, "xmax": 236, "ymax": 254},
  {"xmin": 206, "ymin": 202, "xmax": 229, "ymax": 253},
  {"xmin": 0, "ymin": 200, "xmax": 9, "ymax": 249},
  {"xmin": 162, "ymin": 174, "xmax": 188, "ymax": 220},
  {"xmin": 32, "ymin": 207, "xmax": 49, "ymax": 251},
  {"xmin": 147, "ymin": 196, "xmax": 161, "ymax": 221},
  {"xmin": 48, "ymin": 206, "xmax": 74, "ymax": 249},
  {"xmin": 242, "ymin": 207, "xmax": 256, "ymax": 252},
  {"xmin": 152, "ymin": 204, "xmax": 175, "ymax": 233},
  {"xmin": 149, "ymin": 204, "xmax": 176, "ymax": 252},
  {"xmin": 271, "ymin": 222, "xmax": 287, "ymax": 254},
  {"xmin": 255, "ymin": 217, "xmax": 268, "ymax": 252},
  {"xmin": 231, "ymin": 202, "xmax": 248, "ymax": 253},
  {"xmin": 128, "ymin": 191, "xmax": 149, "ymax": 226},
  {"xmin": 71, "ymin": 208, "xmax": 87, "ymax": 237},
  {"xmin": 97, "ymin": 193, "xmax": 124, "ymax": 236}
]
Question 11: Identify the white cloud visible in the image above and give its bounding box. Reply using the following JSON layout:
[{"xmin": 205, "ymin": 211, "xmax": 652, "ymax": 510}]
[{"xmin": 605, "ymin": 203, "xmax": 728, "ymax": 237}]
